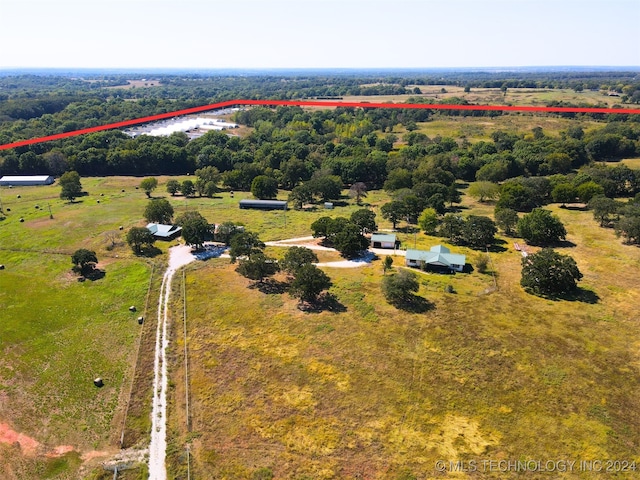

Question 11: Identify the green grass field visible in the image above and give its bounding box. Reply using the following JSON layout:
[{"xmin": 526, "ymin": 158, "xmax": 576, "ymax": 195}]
[
  {"xmin": 1, "ymin": 104, "xmax": 640, "ymax": 478},
  {"xmin": 162, "ymin": 191, "xmax": 640, "ymax": 478}
]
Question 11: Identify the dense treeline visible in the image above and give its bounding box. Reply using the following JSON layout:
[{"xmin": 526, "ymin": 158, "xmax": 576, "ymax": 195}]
[{"xmin": 1, "ymin": 104, "xmax": 640, "ymax": 186}]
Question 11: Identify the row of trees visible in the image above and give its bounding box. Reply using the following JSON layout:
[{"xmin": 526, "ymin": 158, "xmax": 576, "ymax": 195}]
[
  {"xmin": 310, "ymin": 210, "xmax": 376, "ymax": 258},
  {"xmin": 230, "ymin": 233, "xmax": 332, "ymax": 305}
]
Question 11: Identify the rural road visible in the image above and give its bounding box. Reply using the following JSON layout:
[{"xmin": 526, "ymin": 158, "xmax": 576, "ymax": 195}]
[{"xmin": 148, "ymin": 245, "xmax": 195, "ymax": 480}]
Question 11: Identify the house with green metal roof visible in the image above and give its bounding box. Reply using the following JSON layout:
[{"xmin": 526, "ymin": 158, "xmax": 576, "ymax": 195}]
[
  {"xmin": 405, "ymin": 245, "xmax": 466, "ymax": 272},
  {"xmin": 370, "ymin": 233, "xmax": 398, "ymax": 249}
]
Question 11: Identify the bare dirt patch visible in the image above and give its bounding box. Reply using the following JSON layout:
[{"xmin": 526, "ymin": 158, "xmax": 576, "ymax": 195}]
[{"xmin": 0, "ymin": 423, "xmax": 41, "ymax": 456}]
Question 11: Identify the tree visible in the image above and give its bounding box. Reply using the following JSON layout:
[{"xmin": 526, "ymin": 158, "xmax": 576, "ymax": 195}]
[
  {"xmin": 333, "ymin": 222, "xmax": 369, "ymax": 258},
  {"xmin": 576, "ymin": 181, "xmax": 605, "ymax": 204},
  {"xmin": 382, "ymin": 269, "xmax": 419, "ymax": 305},
  {"xmin": 144, "ymin": 198, "xmax": 174, "ymax": 224},
  {"xmin": 551, "ymin": 183, "xmax": 577, "ymax": 206},
  {"xmin": 181, "ymin": 179, "xmax": 195, "ymax": 197},
  {"xmin": 126, "ymin": 226, "xmax": 156, "ymax": 254},
  {"xmin": 494, "ymin": 207, "xmax": 519, "ymax": 235},
  {"xmin": 381, "ymin": 201, "xmax": 404, "ymax": 229},
  {"xmin": 615, "ymin": 214, "xmax": 640, "ymax": 244},
  {"xmin": 195, "ymin": 166, "xmax": 221, "ymax": 187},
  {"xmin": 166, "ymin": 179, "xmax": 180, "ymax": 196},
  {"xmin": 348, "ymin": 182, "xmax": 368, "ymax": 205},
  {"xmin": 439, "ymin": 214, "xmax": 465, "ymax": 244},
  {"xmin": 214, "ymin": 221, "xmax": 242, "ymax": 245},
  {"xmin": 350, "ymin": 209, "xmax": 377, "ymax": 234},
  {"xmin": 383, "ymin": 255, "xmax": 393, "ymax": 275},
  {"xmin": 468, "ymin": 181, "xmax": 499, "ymax": 202},
  {"xmin": 251, "ymin": 175, "xmax": 279, "ymax": 199},
  {"xmin": 140, "ymin": 177, "xmax": 158, "ymax": 198},
  {"xmin": 288, "ymin": 264, "xmax": 332, "ymax": 303},
  {"xmin": 176, "ymin": 211, "xmax": 210, "ymax": 249},
  {"xmin": 71, "ymin": 248, "xmax": 97, "ymax": 276},
  {"xmin": 311, "ymin": 216, "xmax": 335, "ymax": 239},
  {"xmin": 588, "ymin": 195, "xmax": 619, "ymax": 227},
  {"xmin": 418, "ymin": 208, "xmax": 439, "ymax": 235},
  {"xmin": 59, "ymin": 170, "xmax": 82, "ymax": 202},
  {"xmin": 288, "ymin": 184, "xmax": 314, "ymax": 209},
  {"xmin": 229, "ymin": 231, "xmax": 265, "ymax": 262},
  {"xmin": 236, "ymin": 252, "xmax": 279, "ymax": 283},
  {"xmin": 463, "ymin": 215, "xmax": 497, "ymax": 248},
  {"xmin": 308, "ymin": 175, "xmax": 342, "ymax": 201},
  {"xmin": 520, "ymin": 248, "xmax": 583, "ymax": 296},
  {"xmin": 280, "ymin": 246, "xmax": 318, "ymax": 276},
  {"xmin": 517, "ymin": 208, "xmax": 567, "ymax": 245}
]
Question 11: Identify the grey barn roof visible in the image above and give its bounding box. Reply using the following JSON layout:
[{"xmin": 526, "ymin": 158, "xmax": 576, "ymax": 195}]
[{"xmin": 239, "ymin": 199, "xmax": 288, "ymax": 210}]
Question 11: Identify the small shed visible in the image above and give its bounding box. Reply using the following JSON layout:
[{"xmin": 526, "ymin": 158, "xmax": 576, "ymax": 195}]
[
  {"xmin": 324, "ymin": 202, "xmax": 334, "ymax": 209},
  {"xmin": 370, "ymin": 233, "xmax": 397, "ymax": 249},
  {"xmin": 0, "ymin": 175, "xmax": 55, "ymax": 186},
  {"xmin": 239, "ymin": 199, "xmax": 288, "ymax": 210},
  {"xmin": 146, "ymin": 223, "xmax": 182, "ymax": 240}
]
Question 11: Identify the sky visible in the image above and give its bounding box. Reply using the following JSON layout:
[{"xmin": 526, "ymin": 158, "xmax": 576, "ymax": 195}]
[{"xmin": 0, "ymin": 0, "xmax": 638, "ymax": 70}]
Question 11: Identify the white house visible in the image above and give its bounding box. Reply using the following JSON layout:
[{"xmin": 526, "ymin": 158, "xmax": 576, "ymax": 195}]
[
  {"xmin": 0, "ymin": 175, "xmax": 55, "ymax": 186},
  {"xmin": 370, "ymin": 233, "xmax": 397, "ymax": 249},
  {"xmin": 405, "ymin": 245, "xmax": 466, "ymax": 272}
]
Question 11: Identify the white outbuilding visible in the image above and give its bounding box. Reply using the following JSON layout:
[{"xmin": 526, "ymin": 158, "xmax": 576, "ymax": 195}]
[{"xmin": 0, "ymin": 175, "xmax": 55, "ymax": 186}]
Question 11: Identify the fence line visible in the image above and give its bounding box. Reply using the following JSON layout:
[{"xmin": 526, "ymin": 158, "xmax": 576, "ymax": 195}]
[
  {"xmin": 182, "ymin": 269, "xmax": 192, "ymax": 480},
  {"xmin": 119, "ymin": 263, "xmax": 156, "ymax": 448}
]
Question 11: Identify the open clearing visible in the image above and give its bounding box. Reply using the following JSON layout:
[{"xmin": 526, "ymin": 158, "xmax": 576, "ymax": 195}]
[{"xmin": 164, "ymin": 193, "xmax": 640, "ymax": 478}]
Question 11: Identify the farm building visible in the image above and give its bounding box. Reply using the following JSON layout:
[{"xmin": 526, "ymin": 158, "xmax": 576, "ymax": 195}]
[
  {"xmin": 239, "ymin": 199, "xmax": 288, "ymax": 210},
  {"xmin": 146, "ymin": 223, "xmax": 182, "ymax": 240},
  {"xmin": 405, "ymin": 245, "xmax": 466, "ymax": 272},
  {"xmin": 370, "ymin": 233, "xmax": 398, "ymax": 249},
  {"xmin": 0, "ymin": 175, "xmax": 54, "ymax": 186}
]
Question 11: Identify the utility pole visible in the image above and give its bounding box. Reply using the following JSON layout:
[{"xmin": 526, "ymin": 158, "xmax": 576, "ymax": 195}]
[{"xmin": 47, "ymin": 203, "xmax": 53, "ymax": 219}]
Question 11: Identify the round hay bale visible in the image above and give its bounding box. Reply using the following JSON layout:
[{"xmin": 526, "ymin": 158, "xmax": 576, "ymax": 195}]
[
  {"xmin": 93, "ymin": 378, "xmax": 104, "ymax": 388},
  {"xmin": 34, "ymin": 205, "xmax": 39, "ymax": 209},
  {"xmin": 129, "ymin": 306, "xmax": 137, "ymax": 312},
  {"xmin": 137, "ymin": 316, "xmax": 144, "ymax": 324},
  {"xmin": 0, "ymin": 265, "xmax": 5, "ymax": 270},
  {"xmin": 100, "ymin": 193, "xmax": 104, "ymax": 196},
  {"xmin": 16, "ymin": 194, "xmax": 21, "ymax": 198},
  {"xmin": 121, "ymin": 189, "xmax": 125, "ymax": 193},
  {"xmin": 119, "ymin": 226, "xmax": 124, "ymax": 230},
  {"xmin": 19, "ymin": 218, "xmax": 24, "ymax": 223},
  {"xmin": 96, "ymin": 200, "xmax": 100, "ymax": 203},
  {"xmin": 6, "ymin": 208, "xmax": 10, "ymax": 211}
]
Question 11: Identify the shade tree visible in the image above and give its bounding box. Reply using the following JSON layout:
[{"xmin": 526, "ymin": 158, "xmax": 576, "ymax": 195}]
[
  {"xmin": 176, "ymin": 210, "xmax": 210, "ymax": 249},
  {"xmin": 126, "ymin": 226, "xmax": 156, "ymax": 254},
  {"xmin": 59, "ymin": 170, "xmax": 82, "ymax": 202},
  {"xmin": 520, "ymin": 248, "xmax": 583, "ymax": 296},
  {"xmin": 517, "ymin": 208, "xmax": 567, "ymax": 245},
  {"xmin": 140, "ymin": 177, "xmax": 158, "ymax": 198},
  {"xmin": 144, "ymin": 198, "xmax": 174, "ymax": 224}
]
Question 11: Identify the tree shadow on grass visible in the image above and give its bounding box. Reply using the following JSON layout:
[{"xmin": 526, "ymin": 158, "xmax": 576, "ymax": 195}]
[
  {"xmin": 249, "ymin": 278, "xmax": 288, "ymax": 294},
  {"xmin": 555, "ymin": 240, "xmax": 577, "ymax": 248},
  {"xmin": 298, "ymin": 293, "xmax": 347, "ymax": 313},
  {"xmin": 527, "ymin": 286, "xmax": 600, "ymax": 304},
  {"xmin": 83, "ymin": 268, "xmax": 106, "ymax": 281},
  {"xmin": 389, "ymin": 294, "xmax": 435, "ymax": 313},
  {"xmin": 135, "ymin": 246, "xmax": 163, "ymax": 258}
]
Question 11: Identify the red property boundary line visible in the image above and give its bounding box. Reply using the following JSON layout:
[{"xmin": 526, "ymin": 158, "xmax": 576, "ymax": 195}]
[{"xmin": 1, "ymin": 99, "xmax": 639, "ymax": 151}]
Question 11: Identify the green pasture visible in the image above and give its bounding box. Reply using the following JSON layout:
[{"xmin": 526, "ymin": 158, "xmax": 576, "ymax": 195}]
[{"xmin": 165, "ymin": 190, "xmax": 640, "ymax": 478}]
